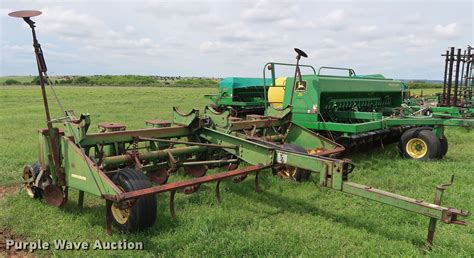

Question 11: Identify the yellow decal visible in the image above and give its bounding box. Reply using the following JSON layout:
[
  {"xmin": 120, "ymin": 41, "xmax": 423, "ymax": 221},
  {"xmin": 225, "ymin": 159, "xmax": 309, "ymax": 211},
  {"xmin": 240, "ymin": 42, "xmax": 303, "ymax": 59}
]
[{"xmin": 71, "ymin": 174, "xmax": 87, "ymax": 181}]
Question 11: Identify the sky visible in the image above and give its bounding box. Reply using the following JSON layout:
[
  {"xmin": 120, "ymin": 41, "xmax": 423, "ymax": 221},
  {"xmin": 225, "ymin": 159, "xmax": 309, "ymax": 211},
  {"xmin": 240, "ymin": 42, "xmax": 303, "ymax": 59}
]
[{"xmin": 0, "ymin": 0, "xmax": 472, "ymax": 79}]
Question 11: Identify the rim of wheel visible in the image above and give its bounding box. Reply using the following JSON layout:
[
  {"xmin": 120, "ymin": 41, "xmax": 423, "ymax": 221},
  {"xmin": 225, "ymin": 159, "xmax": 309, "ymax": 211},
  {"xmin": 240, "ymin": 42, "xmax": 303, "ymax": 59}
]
[
  {"xmin": 111, "ymin": 203, "xmax": 130, "ymax": 225},
  {"xmin": 406, "ymin": 138, "xmax": 428, "ymax": 159},
  {"xmin": 22, "ymin": 166, "xmax": 35, "ymax": 198}
]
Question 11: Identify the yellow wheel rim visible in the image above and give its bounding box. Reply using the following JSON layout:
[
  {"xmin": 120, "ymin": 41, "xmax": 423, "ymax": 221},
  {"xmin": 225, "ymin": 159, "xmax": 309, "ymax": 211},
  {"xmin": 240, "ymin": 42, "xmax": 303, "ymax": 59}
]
[
  {"xmin": 111, "ymin": 203, "xmax": 130, "ymax": 224},
  {"xmin": 406, "ymin": 138, "xmax": 428, "ymax": 159}
]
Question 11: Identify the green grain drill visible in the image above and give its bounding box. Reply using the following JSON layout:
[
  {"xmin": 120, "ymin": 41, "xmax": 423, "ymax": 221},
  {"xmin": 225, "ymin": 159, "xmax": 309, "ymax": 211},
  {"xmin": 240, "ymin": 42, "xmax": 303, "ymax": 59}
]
[{"xmin": 209, "ymin": 49, "xmax": 474, "ymax": 161}]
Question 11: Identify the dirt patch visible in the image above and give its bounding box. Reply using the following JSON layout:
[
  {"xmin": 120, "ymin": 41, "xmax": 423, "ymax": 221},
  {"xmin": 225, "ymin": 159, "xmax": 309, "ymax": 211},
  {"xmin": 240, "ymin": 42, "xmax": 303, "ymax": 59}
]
[
  {"xmin": 0, "ymin": 228, "xmax": 32, "ymax": 257},
  {"xmin": 0, "ymin": 186, "xmax": 17, "ymax": 200},
  {"xmin": 0, "ymin": 186, "xmax": 31, "ymax": 257}
]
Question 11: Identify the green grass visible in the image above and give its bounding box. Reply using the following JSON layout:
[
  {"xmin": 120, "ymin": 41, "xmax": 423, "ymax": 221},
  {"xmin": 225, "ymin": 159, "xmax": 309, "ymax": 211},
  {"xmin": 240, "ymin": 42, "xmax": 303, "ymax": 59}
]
[
  {"xmin": 409, "ymin": 88, "xmax": 442, "ymax": 96},
  {"xmin": 0, "ymin": 86, "xmax": 473, "ymax": 256}
]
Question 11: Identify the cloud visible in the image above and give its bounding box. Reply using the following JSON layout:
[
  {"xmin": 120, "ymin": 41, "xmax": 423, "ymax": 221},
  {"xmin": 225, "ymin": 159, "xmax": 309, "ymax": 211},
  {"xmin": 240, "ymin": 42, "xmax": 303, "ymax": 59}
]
[
  {"xmin": 401, "ymin": 14, "xmax": 422, "ymax": 25},
  {"xmin": 357, "ymin": 25, "xmax": 378, "ymax": 34},
  {"xmin": 124, "ymin": 25, "xmax": 136, "ymax": 33},
  {"xmin": 0, "ymin": 43, "xmax": 31, "ymax": 54},
  {"xmin": 433, "ymin": 23, "xmax": 459, "ymax": 38},
  {"xmin": 36, "ymin": 7, "xmax": 161, "ymax": 57},
  {"xmin": 276, "ymin": 9, "xmax": 347, "ymax": 31},
  {"xmin": 141, "ymin": 0, "xmax": 211, "ymax": 18},
  {"xmin": 352, "ymin": 41, "xmax": 369, "ymax": 49},
  {"xmin": 241, "ymin": 0, "xmax": 299, "ymax": 23},
  {"xmin": 199, "ymin": 41, "xmax": 226, "ymax": 53},
  {"xmin": 0, "ymin": 1, "xmax": 471, "ymax": 79},
  {"xmin": 0, "ymin": 8, "xmax": 13, "ymax": 16},
  {"xmin": 323, "ymin": 9, "xmax": 345, "ymax": 25},
  {"xmin": 38, "ymin": 7, "xmax": 108, "ymax": 38}
]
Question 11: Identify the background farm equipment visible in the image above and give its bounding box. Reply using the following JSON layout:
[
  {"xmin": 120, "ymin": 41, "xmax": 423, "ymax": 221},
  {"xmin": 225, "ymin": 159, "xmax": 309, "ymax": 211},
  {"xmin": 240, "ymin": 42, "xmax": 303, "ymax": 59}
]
[
  {"xmin": 204, "ymin": 77, "xmax": 271, "ymax": 116},
  {"xmin": 208, "ymin": 49, "xmax": 474, "ymax": 160},
  {"xmin": 406, "ymin": 46, "xmax": 474, "ymax": 116},
  {"xmin": 440, "ymin": 46, "xmax": 473, "ymax": 108},
  {"xmin": 10, "ymin": 10, "xmax": 470, "ymax": 249}
]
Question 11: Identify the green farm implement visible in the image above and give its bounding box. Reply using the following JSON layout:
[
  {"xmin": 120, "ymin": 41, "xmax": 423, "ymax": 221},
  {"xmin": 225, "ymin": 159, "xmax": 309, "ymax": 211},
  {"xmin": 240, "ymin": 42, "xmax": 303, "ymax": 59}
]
[
  {"xmin": 10, "ymin": 10, "xmax": 470, "ymax": 248},
  {"xmin": 209, "ymin": 49, "xmax": 474, "ymax": 161},
  {"xmin": 205, "ymin": 77, "xmax": 271, "ymax": 116}
]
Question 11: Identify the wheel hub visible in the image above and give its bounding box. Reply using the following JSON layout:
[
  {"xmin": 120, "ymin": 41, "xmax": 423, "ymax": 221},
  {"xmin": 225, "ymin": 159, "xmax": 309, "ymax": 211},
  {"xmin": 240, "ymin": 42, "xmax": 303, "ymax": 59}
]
[{"xmin": 406, "ymin": 138, "xmax": 428, "ymax": 158}]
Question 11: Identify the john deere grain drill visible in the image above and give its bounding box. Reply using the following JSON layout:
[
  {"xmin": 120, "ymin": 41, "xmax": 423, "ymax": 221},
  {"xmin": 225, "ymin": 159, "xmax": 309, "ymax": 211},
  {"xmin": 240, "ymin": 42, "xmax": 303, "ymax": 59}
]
[
  {"xmin": 265, "ymin": 67, "xmax": 412, "ymax": 151},
  {"xmin": 209, "ymin": 48, "xmax": 474, "ymax": 160}
]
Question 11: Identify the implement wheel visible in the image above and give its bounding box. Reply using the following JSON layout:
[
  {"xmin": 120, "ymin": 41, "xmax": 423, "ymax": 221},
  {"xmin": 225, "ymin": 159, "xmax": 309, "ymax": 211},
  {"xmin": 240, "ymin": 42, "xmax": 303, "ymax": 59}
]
[
  {"xmin": 23, "ymin": 163, "xmax": 51, "ymax": 199},
  {"xmin": 439, "ymin": 137, "xmax": 448, "ymax": 159},
  {"xmin": 399, "ymin": 129, "xmax": 441, "ymax": 160},
  {"xmin": 272, "ymin": 144, "xmax": 310, "ymax": 182},
  {"xmin": 23, "ymin": 163, "xmax": 42, "ymax": 198},
  {"xmin": 110, "ymin": 167, "xmax": 157, "ymax": 232}
]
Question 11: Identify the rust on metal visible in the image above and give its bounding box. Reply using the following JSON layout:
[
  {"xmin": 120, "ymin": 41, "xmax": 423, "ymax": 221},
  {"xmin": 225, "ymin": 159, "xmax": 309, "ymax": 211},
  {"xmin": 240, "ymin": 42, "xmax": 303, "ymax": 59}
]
[
  {"xmin": 38, "ymin": 128, "xmax": 65, "ymax": 135},
  {"xmin": 8, "ymin": 10, "xmax": 42, "ymax": 18},
  {"xmin": 43, "ymin": 185, "xmax": 64, "ymax": 207},
  {"xmin": 183, "ymin": 184, "xmax": 201, "ymax": 194},
  {"xmin": 229, "ymin": 117, "xmax": 283, "ymax": 131},
  {"xmin": 170, "ymin": 190, "xmax": 177, "ymax": 219},
  {"xmin": 232, "ymin": 174, "xmax": 247, "ymax": 183},
  {"xmin": 115, "ymin": 164, "xmax": 268, "ymax": 201},
  {"xmin": 145, "ymin": 119, "xmax": 172, "ymax": 127},
  {"xmin": 98, "ymin": 122, "xmax": 126, "ymax": 132},
  {"xmin": 138, "ymin": 136, "xmax": 238, "ymax": 149},
  {"xmin": 81, "ymin": 126, "xmax": 191, "ymax": 146},
  {"xmin": 147, "ymin": 168, "xmax": 169, "ymax": 185},
  {"xmin": 184, "ymin": 165, "xmax": 207, "ymax": 177},
  {"xmin": 246, "ymin": 114, "xmax": 268, "ymax": 120},
  {"xmin": 103, "ymin": 145, "xmax": 209, "ymax": 166}
]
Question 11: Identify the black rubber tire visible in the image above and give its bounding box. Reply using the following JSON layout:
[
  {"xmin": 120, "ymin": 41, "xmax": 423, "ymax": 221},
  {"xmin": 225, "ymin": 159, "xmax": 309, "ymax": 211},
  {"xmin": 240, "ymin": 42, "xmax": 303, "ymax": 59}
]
[
  {"xmin": 398, "ymin": 127, "xmax": 432, "ymax": 157},
  {"xmin": 439, "ymin": 137, "xmax": 448, "ymax": 159},
  {"xmin": 399, "ymin": 129, "xmax": 441, "ymax": 160},
  {"xmin": 272, "ymin": 143, "xmax": 310, "ymax": 182},
  {"xmin": 111, "ymin": 167, "xmax": 157, "ymax": 232}
]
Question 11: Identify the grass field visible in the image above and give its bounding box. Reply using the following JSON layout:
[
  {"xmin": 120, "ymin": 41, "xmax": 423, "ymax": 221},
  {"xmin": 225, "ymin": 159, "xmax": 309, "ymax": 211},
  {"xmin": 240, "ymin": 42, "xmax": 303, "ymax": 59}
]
[
  {"xmin": 409, "ymin": 88, "xmax": 442, "ymax": 96},
  {"xmin": 0, "ymin": 86, "xmax": 473, "ymax": 256}
]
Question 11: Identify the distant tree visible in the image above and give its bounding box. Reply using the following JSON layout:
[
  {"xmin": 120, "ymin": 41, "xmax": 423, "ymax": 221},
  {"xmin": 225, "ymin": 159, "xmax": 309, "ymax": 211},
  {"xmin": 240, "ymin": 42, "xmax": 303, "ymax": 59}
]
[
  {"xmin": 60, "ymin": 79, "xmax": 73, "ymax": 84},
  {"xmin": 5, "ymin": 79, "xmax": 20, "ymax": 85},
  {"xmin": 73, "ymin": 76, "xmax": 90, "ymax": 84},
  {"xmin": 31, "ymin": 76, "xmax": 40, "ymax": 85}
]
